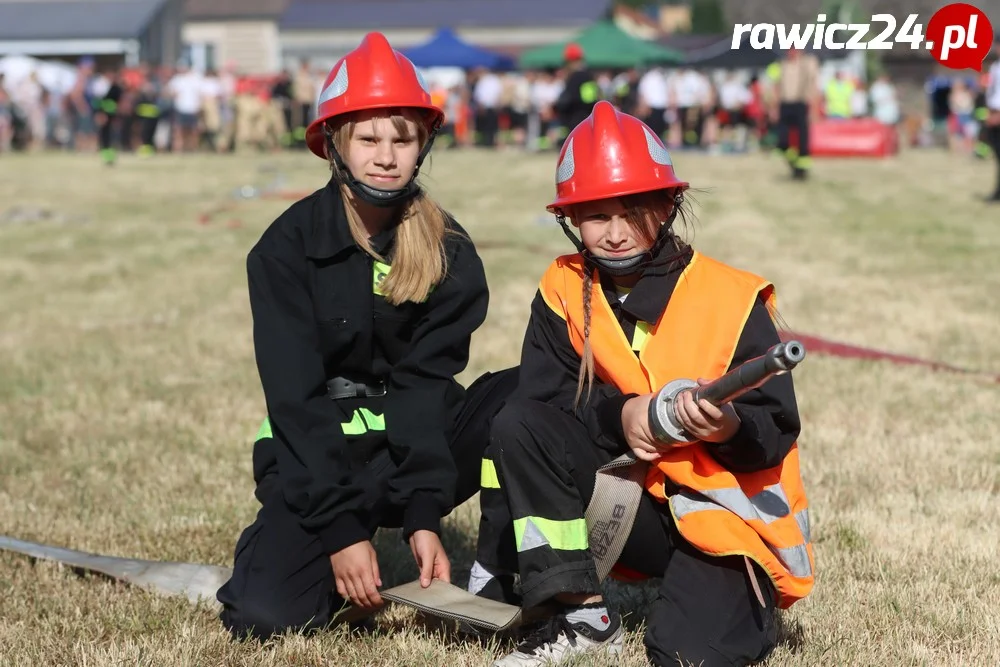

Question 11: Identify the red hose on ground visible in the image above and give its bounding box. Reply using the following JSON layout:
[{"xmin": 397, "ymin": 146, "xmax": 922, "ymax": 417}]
[
  {"xmin": 261, "ymin": 191, "xmax": 315, "ymax": 200},
  {"xmin": 780, "ymin": 331, "xmax": 1000, "ymax": 383},
  {"xmin": 197, "ymin": 191, "xmax": 317, "ymax": 225}
]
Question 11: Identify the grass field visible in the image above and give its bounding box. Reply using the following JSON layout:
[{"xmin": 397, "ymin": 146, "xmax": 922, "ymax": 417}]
[{"xmin": 1, "ymin": 145, "xmax": 998, "ymax": 667}]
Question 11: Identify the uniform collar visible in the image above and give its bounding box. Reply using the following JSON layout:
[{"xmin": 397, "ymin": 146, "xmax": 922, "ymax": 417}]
[
  {"xmin": 600, "ymin": 245, "xmax": 693, "ymax": 324},
  {"xmin": 307, "ymin": 181, "xmax": 398, "ymax": 259}
]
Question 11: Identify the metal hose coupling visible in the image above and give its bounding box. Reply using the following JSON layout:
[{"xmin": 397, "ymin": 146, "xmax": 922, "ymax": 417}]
[{"xmin": 648, "ymin": 340, "xmax": 806, "ymax": 446}]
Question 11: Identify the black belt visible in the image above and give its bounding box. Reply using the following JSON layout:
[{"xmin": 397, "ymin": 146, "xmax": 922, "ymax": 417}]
[{"xmin": 326, "ymin": 376, "xmax": 387, "ymax": 400}]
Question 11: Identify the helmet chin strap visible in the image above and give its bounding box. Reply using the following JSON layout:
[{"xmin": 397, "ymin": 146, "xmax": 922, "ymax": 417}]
[
  {"xmin": 324, "ymin": 124, "xmax": 440, "ymax": 208},
  {"xmin": 555, "ymin": 193, "xmax": 684, "ymax": 277}
]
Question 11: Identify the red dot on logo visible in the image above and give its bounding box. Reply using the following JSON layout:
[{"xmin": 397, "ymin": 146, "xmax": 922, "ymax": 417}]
[
  {"xmin": 601, "ymin": 615, "xmax": 610, "ymax": 624},
  {"xmin": 926, "ymin": 3, "xmax": 994, "ymax": 71}
]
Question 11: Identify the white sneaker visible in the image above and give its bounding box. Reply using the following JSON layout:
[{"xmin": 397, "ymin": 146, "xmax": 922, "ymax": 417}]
[{"xmin": 492, "ymin": 609, "xmax": 624, "ymax": 666}]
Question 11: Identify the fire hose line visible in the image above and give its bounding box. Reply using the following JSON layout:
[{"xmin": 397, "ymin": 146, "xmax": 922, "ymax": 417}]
[{"xmin": 780, "ymin": 331, "xmax": 999, "ymax": 384}]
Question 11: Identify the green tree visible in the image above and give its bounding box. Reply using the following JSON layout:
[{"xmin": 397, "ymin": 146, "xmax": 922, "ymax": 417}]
[
  {"xmin": 822, "ymin": 0, "xmax": 884, "ymax": 81},
  {"xmin": 688, "ymin": 0, "xmax": 725, "ymax": 35}
]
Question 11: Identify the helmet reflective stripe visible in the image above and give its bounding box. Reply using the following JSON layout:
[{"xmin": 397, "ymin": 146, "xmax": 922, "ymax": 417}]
[
  {"xmin": 406, "ymin": 57, "xmax": 431, "ymax": 94},
  {"xmin": 316, "ymin": 63, "xmax": 349, "ymax": 114},
  {"xmin": 556, "ymin": 138, "xmax": 575, "ymax": 184},
  {"xmin": 643, "ymin": 127, "xmax": 672, "ymax": 166}
]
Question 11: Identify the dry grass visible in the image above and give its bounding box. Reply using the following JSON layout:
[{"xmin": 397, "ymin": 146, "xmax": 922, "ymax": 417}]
[{"xmin": 0, "ymin": 145, "xmax": 998, "ymax": 667}]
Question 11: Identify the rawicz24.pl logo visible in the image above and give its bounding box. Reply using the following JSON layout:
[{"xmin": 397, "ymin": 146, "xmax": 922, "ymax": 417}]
[{"xmin": 733, "ymin": 2, "xmax": 995, "ymax": 71}]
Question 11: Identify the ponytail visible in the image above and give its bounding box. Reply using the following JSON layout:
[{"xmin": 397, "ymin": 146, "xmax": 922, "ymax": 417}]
[{"xmin": 574, "ymin": 269, "xmax": 596, "ymax": 409}]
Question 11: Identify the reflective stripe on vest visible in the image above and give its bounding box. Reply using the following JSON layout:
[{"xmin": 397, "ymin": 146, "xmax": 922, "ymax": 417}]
[
  {"xmin": 136, "ymin": 103, "xmax": 159, "ymax": 118},
  {"xmin": 538, "ymin": 250, "xmax": 815, "ymax": 609},
  {"xmin": 672, "ymin": 485, "xmax": 813, "ymax": 578},
  {"xmin": 825, "ymin": 80, "xmax": 853, "ymax": 117},
  {"xmin": 580, "ymin": 81, "xmax": 600, "ymax": 104}
]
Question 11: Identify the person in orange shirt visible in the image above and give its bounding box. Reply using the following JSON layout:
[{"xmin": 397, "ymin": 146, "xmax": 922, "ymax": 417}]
[{"xmin": 471, "ymin": 101, "xmax": 814, "ymax": 667}]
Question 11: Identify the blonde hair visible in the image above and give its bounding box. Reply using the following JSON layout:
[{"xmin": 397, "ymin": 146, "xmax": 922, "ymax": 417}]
[
  {"xmin": 571, "ymin": 189, "xmax": 693, "ymax": 408},
  {"xmin": 326, "ymin": 110, "xmax": 449, "ymax": 305}
]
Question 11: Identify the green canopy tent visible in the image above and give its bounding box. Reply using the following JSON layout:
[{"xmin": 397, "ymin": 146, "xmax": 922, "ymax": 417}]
[{"xmin": 519, "ymin": 20, "xmax": 683, "ymax": 70}]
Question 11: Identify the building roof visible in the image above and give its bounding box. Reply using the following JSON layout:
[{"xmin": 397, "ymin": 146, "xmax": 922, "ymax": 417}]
[
  {"xmin": 280, "ymin": 0, "xmax": 612, "ymax": 30},
  {"xmin": 184, "ymin": 0, "xmax": 288, "ymax": 21},
  {"xmin": 0, "ymin": 0, "xmax": 168, "ymax": 40}
]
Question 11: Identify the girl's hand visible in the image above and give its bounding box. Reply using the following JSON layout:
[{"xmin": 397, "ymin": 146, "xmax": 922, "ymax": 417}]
[
  {"xmin": 674, "ymin": 379, "xmax": 742, "ymax": 443},
  {"xmin": 409, "ymin": 530, "xmax": 451, "ymax": 588},
  {"xmin": 329, "ymin": 540, "xmax": 383, "ymax": 609},
  {"xmin": 621, "ymin": 393, "xmax": 662, "ymax": 462}
]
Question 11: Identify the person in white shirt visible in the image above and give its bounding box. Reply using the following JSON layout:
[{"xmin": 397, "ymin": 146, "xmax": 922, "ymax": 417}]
[
  {"xmin": 718, "ymin": 72, "xmax": 751, "ymax": 152},
  {"xmin": 868, "ymin": 74, "xmax": 900, "ymax": 126},
  {"xmin": 637, "ymin": 67, "xmax": 669, "ymax": 140},
  {"xmin": 850, "ymin": 81, "xmax": 868, "ymax": 118},
  {"xmin": 530, "ymin": 71, "xmax": 563, "ymax": 150},
  {"xmin": 472, "ymin": 68, "xmax": 502, "ymax": 147},
  {"xmin": 167, "ymin": 61, "xmax": 204, "ymax": 152},
  {"xmin": 671, "ymin": 68, "xmax": 711, "ymax": 147}
]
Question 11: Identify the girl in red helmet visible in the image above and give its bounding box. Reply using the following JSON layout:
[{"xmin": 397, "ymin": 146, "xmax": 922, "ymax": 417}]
[
  {"xmin": 216, "ymin": 32, "xmax": 517, "ymax": 641},
  {"xmin": 472, "ymin": 100, "xmax": 812, "ymax": 667}
]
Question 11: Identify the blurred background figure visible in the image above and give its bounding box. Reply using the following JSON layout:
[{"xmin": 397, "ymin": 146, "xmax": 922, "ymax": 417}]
[
  {"xmin": 983, "ymin": 43, "xmax": 1000, "ymax": 202},
  {"xmin": 167, "ymin": 60, "xmax": 203, "ymax": 153},
  {"xmin": 770, "ymin": 48, "xmax": 820, "ymax": 180},
  {"xmin": 552, "ymin": 43, "xmax": 599, "ymax": 148}
]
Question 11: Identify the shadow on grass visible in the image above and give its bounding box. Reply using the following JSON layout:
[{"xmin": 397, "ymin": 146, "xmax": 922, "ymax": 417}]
[{"xmin": 775, "ymin": 612, "xmax": 806, "ymax": 654}]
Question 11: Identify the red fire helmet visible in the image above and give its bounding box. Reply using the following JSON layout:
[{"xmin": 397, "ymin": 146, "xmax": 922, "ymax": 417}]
[
  {"xmin": 305, "ymin": 32, "xmax": 445, "ymax": 159},
  {"xmin": 564, "ymin": 42, "xmax": 585, "ymax": 62},
  {"xmin": 548, "ymin": 100, "xmax": 688, "ymax": 214}
]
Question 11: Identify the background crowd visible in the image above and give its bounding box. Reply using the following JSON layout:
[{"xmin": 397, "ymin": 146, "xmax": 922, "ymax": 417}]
[{"xmin": 0, "ymin": 50, "xmax": 995, "ymax": 163}]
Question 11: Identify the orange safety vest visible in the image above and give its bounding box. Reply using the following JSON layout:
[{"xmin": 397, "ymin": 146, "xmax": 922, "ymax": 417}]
[{"xmin": 538, "ymin": 250, "xmax": 815, "ymax": 609}]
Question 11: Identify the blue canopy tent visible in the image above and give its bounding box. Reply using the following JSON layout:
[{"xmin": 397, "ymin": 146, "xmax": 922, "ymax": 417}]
[{"xmin": 402, "ymin": 27, "xmax": 516, "ymax": 70}]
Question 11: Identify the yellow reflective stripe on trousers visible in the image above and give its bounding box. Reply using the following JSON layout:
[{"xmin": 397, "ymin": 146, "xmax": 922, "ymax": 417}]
[
  {"xmin": 513, "ymin": 516, "xmax": 589, "ymax": 552},
  {"xmin": 481, "ymin": 459, "xmax": 500, "ymax": 489},
  {"xmin": 256, "ymin": 409, "xmax": 385, "ymax": 440}
]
